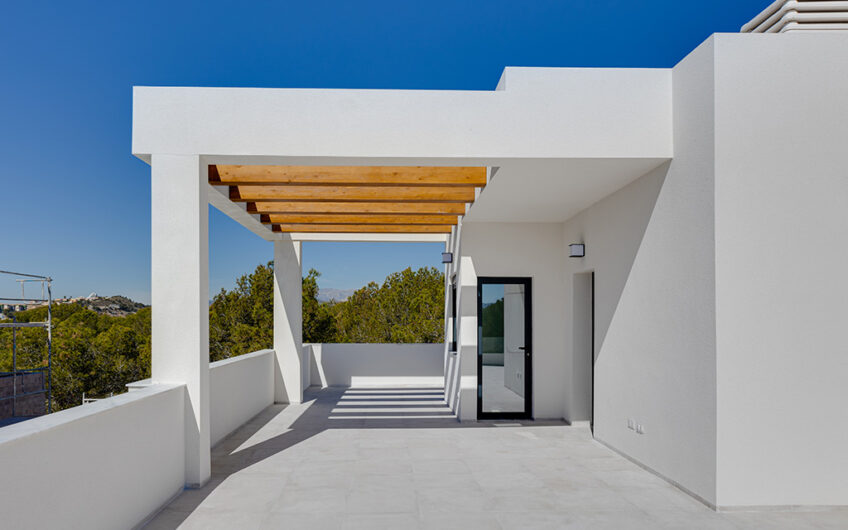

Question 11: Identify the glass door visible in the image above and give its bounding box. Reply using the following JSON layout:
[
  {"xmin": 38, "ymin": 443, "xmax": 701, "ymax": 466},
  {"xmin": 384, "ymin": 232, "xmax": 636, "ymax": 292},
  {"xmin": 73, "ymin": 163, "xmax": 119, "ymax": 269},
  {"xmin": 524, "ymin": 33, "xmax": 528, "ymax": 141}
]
[{"xmin": 477, "ymin": 277, "xmax": 532, "ymax": 419}]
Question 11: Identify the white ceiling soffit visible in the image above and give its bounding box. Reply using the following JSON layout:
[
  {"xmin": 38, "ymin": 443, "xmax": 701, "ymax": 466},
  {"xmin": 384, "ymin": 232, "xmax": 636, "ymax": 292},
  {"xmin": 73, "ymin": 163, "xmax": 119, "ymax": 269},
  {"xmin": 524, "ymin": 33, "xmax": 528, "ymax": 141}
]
[
  {"xmin": 741, "ymin": 1, "xmax": 848, "ymax": 33},
  {"xmin": 464, "ymin": 158, "xmax": 669, "ymax": 224}
]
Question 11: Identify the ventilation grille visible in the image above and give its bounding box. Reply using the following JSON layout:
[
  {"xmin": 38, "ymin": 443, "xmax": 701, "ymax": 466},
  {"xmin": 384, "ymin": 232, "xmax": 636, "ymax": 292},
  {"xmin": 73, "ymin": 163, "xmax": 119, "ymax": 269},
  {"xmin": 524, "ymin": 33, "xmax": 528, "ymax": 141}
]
[{"xmin": 742, "ymin": 0, "xmax": 848, "ymax": 32}]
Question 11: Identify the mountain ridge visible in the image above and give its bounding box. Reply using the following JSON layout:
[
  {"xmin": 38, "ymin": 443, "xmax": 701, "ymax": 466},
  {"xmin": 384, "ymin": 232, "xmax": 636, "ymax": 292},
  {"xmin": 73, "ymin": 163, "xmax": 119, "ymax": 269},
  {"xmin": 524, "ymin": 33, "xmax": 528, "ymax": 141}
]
[{"xmin": 317, "ymin": 288, "xmax": 356, "ymax": 303}]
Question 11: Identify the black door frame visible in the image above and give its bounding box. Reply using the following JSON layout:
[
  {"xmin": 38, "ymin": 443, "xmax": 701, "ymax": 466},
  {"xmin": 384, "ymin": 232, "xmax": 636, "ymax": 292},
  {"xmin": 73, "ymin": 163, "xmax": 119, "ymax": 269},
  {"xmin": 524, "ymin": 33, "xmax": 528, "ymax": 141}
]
[
  {"xmin": 590, "ymin": 272, "xmax": 595, "ymax": 433},
  {"xmin": 477, "ymin": 276, "xmax": 533, "ymax": 420}
]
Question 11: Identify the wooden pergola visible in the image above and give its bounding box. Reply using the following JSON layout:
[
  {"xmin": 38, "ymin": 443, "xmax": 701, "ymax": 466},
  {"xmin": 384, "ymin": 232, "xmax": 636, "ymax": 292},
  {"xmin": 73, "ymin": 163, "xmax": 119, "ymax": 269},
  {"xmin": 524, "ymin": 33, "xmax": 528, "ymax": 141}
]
[{"xmin": 209, "ymin": 165, "xmax": 487, "ymax": 234}]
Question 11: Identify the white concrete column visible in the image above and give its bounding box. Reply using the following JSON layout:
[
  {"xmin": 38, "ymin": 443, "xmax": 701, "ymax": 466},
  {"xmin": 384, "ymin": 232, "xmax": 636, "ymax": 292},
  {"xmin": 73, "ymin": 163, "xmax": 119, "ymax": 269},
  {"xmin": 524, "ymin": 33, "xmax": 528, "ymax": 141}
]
[
  {"xmin": 457, "ymin": 255, "xmax": 479, "ymax": 421},
  {"xmin": 273, "ymin": 238, "xmax": 303, "ymax": 404},
  {"xmin": 150, "ymin": 154, "xmax": 210, "ymax": 488}
]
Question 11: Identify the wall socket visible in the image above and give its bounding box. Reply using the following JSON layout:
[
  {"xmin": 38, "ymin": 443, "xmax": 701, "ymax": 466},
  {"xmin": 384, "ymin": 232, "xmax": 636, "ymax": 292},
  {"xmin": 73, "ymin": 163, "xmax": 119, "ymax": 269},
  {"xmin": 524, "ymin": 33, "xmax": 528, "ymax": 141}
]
[{"xmin": 627, "ymin": 418, "xmax": 645, "ymax": 435}]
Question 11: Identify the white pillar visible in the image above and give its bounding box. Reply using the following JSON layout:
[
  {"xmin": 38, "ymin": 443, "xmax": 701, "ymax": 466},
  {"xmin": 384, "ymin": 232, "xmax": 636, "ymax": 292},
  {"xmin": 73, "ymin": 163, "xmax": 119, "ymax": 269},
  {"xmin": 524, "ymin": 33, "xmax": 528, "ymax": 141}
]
[
  {"xmin": 273, "ymin": 238, "xmax": 303, "ymax": 404},
  {"xmin": 457, "ymin": 255, "xmax": 479, "ymax": 421},
  {"xmin": 150, "ymin": 154, "xmax": 210, "ymax": 488}
]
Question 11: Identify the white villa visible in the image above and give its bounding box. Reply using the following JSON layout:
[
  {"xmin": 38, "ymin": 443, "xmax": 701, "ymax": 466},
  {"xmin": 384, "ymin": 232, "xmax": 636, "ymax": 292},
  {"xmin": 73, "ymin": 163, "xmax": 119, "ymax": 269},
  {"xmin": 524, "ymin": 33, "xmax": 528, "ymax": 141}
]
[{"xmin": 1, "ymin": 1, "xmax": 847, "ymax": 528}]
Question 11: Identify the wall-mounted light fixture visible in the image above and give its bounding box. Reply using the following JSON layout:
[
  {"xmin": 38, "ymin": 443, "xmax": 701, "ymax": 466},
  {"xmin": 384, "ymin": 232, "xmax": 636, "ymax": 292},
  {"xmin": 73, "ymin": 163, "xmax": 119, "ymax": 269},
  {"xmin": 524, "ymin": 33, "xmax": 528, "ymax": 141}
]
[
  {"xmin": 441, "ymin": 252, "xmax": 454, "ymax": 264},
  {"xmin": 569, "ymin": 244, "xmax": 585, "ymax": 258}
]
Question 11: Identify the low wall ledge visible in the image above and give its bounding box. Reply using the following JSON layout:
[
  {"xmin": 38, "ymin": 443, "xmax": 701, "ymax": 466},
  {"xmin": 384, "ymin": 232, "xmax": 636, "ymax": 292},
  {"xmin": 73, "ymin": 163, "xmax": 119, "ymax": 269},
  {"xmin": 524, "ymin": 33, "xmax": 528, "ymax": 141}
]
[
  {"xmin": 0, "ymin": 383, "xmax": 184, "ymax": 445},
  {"xmin": 210, "ymin": 349, "xmax": 275, "ymax": 369}
]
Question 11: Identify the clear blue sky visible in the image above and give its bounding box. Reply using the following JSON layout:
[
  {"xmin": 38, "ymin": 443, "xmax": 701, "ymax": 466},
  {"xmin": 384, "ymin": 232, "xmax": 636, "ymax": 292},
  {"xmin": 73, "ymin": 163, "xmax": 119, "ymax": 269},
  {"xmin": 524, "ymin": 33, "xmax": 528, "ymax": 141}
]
[{"xmin": 0, "ymin": 0, "xmax": 766, "ymax": 304}]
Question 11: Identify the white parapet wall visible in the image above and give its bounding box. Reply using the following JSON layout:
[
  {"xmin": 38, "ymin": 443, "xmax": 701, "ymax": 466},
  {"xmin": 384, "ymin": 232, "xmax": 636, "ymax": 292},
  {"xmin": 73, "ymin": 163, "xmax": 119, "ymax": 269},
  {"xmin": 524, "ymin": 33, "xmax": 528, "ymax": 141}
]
[
  {"xmin": 305, "ymin": 343, "xmax": 444, "ymax": 387},
  {"xmin": 0, "ymin": 384, "xmax": 186, "ymax": 530},
  {"xmin": 209, "ymin": 349, "xmax": 275, "ymax": 446}
]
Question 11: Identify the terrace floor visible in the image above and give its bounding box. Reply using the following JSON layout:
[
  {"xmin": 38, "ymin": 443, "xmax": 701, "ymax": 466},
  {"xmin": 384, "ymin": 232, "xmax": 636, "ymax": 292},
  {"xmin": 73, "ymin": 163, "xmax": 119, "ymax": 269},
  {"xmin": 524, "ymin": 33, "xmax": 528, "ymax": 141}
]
[{"xmin": 145, "ymin": 386, "xmax": 848, "ymax": 529}]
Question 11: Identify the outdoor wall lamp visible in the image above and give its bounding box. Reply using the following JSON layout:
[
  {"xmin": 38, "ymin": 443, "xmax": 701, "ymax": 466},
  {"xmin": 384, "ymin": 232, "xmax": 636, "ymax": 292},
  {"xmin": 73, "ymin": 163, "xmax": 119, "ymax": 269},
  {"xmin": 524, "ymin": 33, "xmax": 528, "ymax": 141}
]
[
  {"xmin": 569, "ymin": 244, "xmax": 585, "ymax": 258},
  {"xmin": 441, "ymin": 252, "xmax": 454, "ymax": 264}
]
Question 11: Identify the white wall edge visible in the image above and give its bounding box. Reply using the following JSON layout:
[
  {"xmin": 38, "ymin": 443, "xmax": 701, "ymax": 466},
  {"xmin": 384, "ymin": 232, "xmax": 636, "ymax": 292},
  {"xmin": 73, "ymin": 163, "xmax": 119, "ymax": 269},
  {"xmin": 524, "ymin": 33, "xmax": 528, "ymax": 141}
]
[
  {"xmin": 209, "ymin": 348, "xmax": 275, "ymax": 369},
  {"xmin": 0, "ymin": 383, "xmax": 184, "ymax": 445},
  {"xmin": 346, "ymin": 376, "xmax": 445, "ymax": 387}
]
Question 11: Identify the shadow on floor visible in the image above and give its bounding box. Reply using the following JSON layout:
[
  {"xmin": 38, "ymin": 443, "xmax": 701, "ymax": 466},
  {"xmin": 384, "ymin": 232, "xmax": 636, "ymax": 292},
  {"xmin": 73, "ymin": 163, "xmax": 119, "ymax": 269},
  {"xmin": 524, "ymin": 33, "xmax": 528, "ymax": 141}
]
[{"xmin": 147, "ymin": 385, "xmax": 564, "ymax": 528}]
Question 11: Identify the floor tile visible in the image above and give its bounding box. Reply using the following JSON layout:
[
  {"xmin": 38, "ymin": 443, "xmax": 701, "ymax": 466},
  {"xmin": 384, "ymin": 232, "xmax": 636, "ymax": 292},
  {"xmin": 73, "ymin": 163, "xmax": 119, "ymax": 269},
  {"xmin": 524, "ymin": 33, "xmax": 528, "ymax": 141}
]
[{"xmin": 143, "ymin": 386, "xmax": 848, "ymax": 530}]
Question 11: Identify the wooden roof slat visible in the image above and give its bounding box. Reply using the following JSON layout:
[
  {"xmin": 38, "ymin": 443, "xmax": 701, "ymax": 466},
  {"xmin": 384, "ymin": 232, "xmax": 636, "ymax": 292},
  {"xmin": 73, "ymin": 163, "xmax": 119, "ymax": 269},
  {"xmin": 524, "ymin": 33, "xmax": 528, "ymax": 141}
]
[
  {"xmin": 208, "ymin": 164, "xmax": 486, "ymax": 235},
  {"xmin": 231, "ymin": 185, "xmax": 475, "ymax": 203},
  {"xmin": 212, "ymin": 165, "xmax": 487, "ymax": 187},
  {"xmin": 247, "ymin": 201, "xmax": 467, "ymax": 215},
  {"xmin": 273, "ymin": 224, "xmax": 453, "ymax": 234},
  {"xmin": 261, "ymin": 213, "xmax": 458, "ymax": 225}
]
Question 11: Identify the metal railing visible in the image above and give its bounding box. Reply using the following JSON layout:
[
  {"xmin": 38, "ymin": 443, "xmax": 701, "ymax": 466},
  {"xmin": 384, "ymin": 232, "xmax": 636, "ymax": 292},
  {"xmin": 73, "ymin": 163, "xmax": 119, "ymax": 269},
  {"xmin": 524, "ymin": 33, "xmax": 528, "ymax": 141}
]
[
  {"xmin": 0, "ymin": 270, "xmax": 53, "ymax": 416},
  {"xmin": 0, "ymin": 369, "xmax": 47, "ymax": 417}
]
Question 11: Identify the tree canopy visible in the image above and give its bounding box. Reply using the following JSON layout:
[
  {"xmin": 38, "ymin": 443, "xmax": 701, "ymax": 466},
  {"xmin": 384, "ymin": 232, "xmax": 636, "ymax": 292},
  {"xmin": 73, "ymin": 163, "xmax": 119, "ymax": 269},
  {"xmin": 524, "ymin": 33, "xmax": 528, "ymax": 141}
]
[
  {"xmin": 210, "ymin": 262, "xmax": 446, "ymax": 356},
  {"xmin": 0, "ymin": 304, "xmax": 151, "ymax": 411},
  {"xmin": 332, "ymin": 267, "xmax": 444, "ymax": 343},
  {"xmin": 0, "ymin": 264, "xmax": 445, "ymax": 412}
]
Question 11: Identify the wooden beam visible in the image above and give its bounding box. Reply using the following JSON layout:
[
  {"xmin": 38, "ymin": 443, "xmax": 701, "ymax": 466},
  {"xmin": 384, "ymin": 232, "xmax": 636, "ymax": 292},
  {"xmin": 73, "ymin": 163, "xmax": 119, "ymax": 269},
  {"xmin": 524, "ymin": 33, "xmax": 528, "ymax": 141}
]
[
  {"xmin": 273, "ymin": 224, "xmax": 453, "ymax": 234},
  {"xmin": 247, "ymin": 201, "xmax": 467, "ymax": 215},
  {"xmin": 208, "ymin": 164, "xmax": 221, "ymax": 184},
  {"xmin": 260, "ymin": 213, "xmax": 458, "ymax": 225},
  {"xmin": 231, "ymin": 185, "xmax": 475, "ymax": 202},
  {"xmin": 212, "ymin": 165, "xmax": 487, "ymax": 187}
]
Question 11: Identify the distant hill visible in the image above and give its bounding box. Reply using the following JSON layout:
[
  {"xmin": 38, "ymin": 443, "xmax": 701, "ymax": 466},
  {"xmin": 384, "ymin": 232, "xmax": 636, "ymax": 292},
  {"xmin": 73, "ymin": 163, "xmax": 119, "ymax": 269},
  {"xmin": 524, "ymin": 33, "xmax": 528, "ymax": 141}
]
[
  {"xmin": 317, "ymin": 288, "xmax": 356, "ymax": 303},
  {"xmin": 80, "ymin": 295, "xmax": 147, "ymax": 317}
]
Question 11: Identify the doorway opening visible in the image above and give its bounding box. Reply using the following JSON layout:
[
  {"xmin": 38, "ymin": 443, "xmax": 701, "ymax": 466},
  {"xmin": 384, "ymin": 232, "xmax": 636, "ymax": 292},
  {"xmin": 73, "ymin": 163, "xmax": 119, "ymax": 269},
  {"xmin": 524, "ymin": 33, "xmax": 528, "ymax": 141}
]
[
  {"xmin": 477, "ymin": 277, "xmax": 532, "ymax": 420},
  {"xmin": 573, "ymin": 271, "xmax": 595, "ymax": 432}
]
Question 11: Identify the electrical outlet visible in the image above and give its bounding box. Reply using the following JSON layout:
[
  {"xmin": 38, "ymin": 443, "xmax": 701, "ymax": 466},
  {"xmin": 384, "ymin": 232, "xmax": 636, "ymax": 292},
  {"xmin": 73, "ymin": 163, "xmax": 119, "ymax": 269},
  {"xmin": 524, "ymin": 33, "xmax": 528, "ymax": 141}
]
[
  {"xmin": 636, "ymin": 424, "xmax": 645, "ymax": 435},
  {"xmin": 627, "ymin": 419, "xmax": 634, "ymax": 430}
]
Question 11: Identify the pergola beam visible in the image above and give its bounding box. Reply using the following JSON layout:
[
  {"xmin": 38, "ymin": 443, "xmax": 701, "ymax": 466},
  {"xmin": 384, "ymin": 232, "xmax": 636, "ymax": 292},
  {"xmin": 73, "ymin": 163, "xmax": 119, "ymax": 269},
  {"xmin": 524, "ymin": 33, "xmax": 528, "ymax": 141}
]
[
  {"xmin": 207, "ymin": 164, "xmax": 485, "ymax": 235},
  {"xmin": 230, "ymin": 185, "xmax": 475, "ymax": 202},
  {"xmin": 261, "ymin": 213, "xmax": 459, "ymax": 225},
  {"xmin": 211, "ymin": 165, "xmax": 487, "ymax": 187},
  {"xmin": 247, "ymin": 201, "xmax": 468, "ymax": 215},
  {"xmin": 273, "ymin": 224, "xmax": 453, "ymax": 234}
]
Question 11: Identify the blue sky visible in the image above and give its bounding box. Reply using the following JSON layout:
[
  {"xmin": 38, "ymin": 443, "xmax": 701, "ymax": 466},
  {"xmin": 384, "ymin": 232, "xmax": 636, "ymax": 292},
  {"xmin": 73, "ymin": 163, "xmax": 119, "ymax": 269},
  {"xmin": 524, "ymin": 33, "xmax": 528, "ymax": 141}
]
[{"xmin": 0, "ymin": 0, "xmax": 766, "ymax": 304}]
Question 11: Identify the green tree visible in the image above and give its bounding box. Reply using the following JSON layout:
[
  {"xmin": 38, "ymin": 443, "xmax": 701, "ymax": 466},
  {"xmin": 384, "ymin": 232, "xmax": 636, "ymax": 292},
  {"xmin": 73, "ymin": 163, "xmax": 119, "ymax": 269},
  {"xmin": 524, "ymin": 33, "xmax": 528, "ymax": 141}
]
[
  {"xmin": 334, "ymin": 267, "xmax": 444, "ymax": 343},
  {"xmin": 481, "ymin": 298, "xmax": 504, "ymax": 353},
  {"xmin": 302, "ymin": 269, "xmax": 338, "ymax": 343},
  {"xmin": 209, "ymin": 262, "xmax": 274, "ymax": 361},
  {"xmin": 0, "ymin": 263, "xmax": 445, "ymax": 412},
  {"xmin": 0, "ymin": 303, "xmax": 152, "ymax": 411}
]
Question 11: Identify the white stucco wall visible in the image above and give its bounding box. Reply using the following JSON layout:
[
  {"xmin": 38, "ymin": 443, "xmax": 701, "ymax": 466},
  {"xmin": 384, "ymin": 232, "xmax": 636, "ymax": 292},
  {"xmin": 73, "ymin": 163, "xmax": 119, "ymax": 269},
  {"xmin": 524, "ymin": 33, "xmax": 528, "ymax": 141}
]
[
  {"xmin": 713, "ymin": 33, "xmax": 848, "ymax": 507},
  {"xmin": 559, "ymin": 38, "xmax": 719, "ymax": 504},
  {"xmin": 209, "ymin": 350, "xmax": 275, "ymax": 446},
  {"xmin": 306, "ymin": 343, "xmax": 444, "ymax": 387},
  {"xmin": 0, "ymin": 385, "xmax": 185, "ymax": 530},
  {"xmin": 457, "ymin": 222, "xmax": 567, "ymax": 420},
  {"xmin": 133, "ymin": 68, "xmax": 671, "ymax": 162}
]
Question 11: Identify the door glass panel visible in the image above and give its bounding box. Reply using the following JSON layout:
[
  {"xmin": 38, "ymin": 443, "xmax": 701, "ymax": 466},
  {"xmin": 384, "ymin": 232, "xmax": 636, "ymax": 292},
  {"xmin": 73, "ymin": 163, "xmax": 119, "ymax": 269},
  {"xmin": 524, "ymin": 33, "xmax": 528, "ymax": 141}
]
[{"xmin": 481, "ymin": 282, "xmax": 527, "ymax": 413}]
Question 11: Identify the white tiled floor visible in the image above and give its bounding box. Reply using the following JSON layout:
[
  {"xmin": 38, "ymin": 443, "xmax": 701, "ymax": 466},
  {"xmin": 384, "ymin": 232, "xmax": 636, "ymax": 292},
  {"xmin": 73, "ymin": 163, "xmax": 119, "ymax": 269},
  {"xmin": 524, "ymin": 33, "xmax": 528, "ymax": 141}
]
[{"xmin": 145, "ymin": 387, "xmax": 848, "ymax": 529}]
